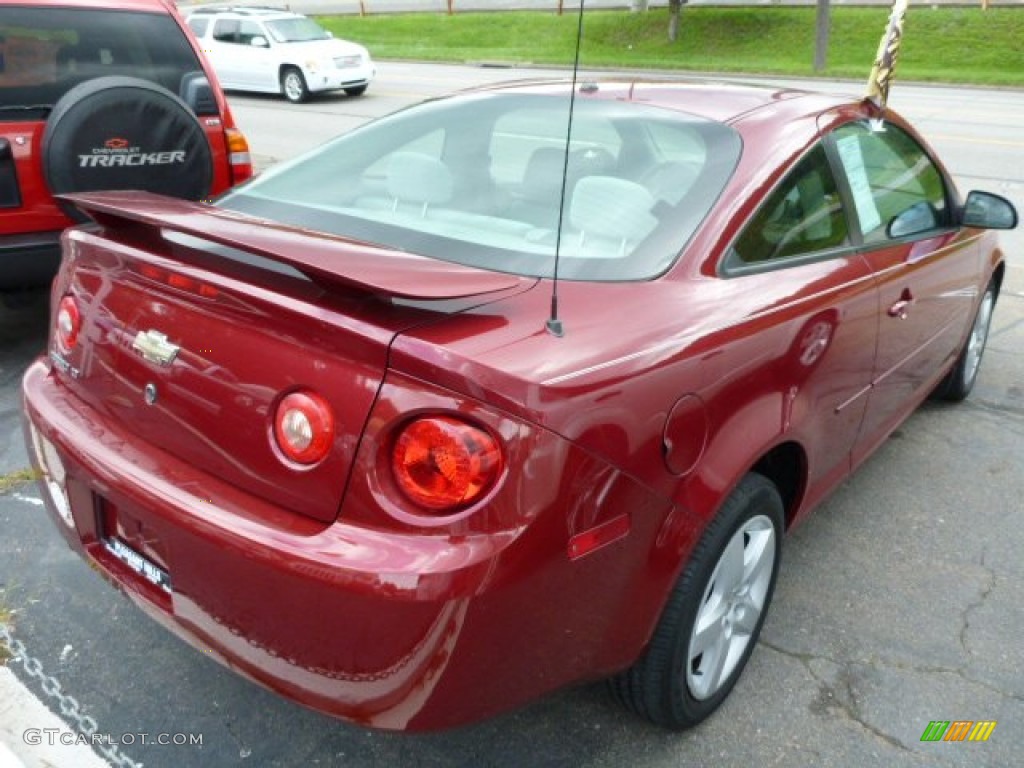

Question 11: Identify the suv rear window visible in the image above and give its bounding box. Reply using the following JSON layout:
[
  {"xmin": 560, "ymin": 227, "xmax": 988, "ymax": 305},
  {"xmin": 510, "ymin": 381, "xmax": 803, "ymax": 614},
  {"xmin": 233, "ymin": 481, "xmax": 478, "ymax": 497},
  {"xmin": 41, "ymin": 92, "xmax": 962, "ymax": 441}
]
[{"xmin": 0, "ymin": 6, "xmax": 204, "ymax": 119}]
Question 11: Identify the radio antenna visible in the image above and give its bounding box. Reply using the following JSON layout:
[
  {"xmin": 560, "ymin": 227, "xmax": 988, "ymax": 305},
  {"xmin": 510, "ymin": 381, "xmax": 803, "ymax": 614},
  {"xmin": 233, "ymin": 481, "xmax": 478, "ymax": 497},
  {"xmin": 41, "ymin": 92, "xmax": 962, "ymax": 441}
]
[{"xmin": 546, "ymin": 0, "xmax": 586, "ymax": 338}]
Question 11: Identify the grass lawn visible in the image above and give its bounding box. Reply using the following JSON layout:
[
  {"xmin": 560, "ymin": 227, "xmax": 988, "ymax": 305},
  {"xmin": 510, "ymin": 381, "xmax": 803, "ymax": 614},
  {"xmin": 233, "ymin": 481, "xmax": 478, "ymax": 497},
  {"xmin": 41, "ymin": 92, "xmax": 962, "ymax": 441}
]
[{"xmin": 321, "ymin": 7, "xmax": 1024, "ymax": 86}]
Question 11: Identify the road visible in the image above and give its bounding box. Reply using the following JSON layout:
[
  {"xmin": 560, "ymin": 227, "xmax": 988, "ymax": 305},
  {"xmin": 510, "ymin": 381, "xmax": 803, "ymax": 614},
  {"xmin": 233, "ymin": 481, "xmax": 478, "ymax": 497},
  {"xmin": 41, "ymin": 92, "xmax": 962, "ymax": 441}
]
[{"xmin": 1, "ymin": 63, "xmax": 1022, "ymax": 768}]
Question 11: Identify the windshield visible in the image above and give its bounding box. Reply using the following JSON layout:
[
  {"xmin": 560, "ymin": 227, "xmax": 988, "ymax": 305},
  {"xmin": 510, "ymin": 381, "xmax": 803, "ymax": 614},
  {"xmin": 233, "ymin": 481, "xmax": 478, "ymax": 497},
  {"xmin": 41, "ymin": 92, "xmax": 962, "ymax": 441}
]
[
  {"xmin": 265, "ymin": 18, "xmax": 330, "ymax": 43},
  {"xmin": 220, "ymin": 91, "xmax": 741, "ymax": 281},
  {"xmin": 0, "ymin": 6, "xmax": 204, "ymax": 118}
]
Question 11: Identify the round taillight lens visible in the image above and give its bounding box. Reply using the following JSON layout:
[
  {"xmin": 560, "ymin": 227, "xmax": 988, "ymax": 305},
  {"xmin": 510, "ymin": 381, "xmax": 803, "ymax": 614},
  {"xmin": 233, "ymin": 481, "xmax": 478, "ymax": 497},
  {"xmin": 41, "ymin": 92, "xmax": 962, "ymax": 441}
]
[
  {"xmin": 273, "ymin": 391, "xmax": 335, "ymax": 465},
  {"xmin": 391, "ymin": 416, "xmax": 504, "ymax": 511},
  {"xmin": 56, "ymin": 296, "xmax": 81, "ymax": 354}
]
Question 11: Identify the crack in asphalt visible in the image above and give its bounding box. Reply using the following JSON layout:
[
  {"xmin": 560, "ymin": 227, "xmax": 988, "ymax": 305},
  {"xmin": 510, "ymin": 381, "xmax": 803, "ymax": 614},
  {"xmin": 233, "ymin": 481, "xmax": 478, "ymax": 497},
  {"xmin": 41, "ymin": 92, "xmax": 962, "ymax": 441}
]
[
  {"xmin": 758, "ymin": 640, "xmax": 931, "ymax": 761},
  {"xmin": 758, "ymin": 624, "xmax": 1021, "ymax": 764},
  {"xmin": 958, "ymin": 548, "xmax": 995, "ymax": 658},
  {"xmin": 963, "ymin": 398, "xmax": 1024, "ymax": 432}
]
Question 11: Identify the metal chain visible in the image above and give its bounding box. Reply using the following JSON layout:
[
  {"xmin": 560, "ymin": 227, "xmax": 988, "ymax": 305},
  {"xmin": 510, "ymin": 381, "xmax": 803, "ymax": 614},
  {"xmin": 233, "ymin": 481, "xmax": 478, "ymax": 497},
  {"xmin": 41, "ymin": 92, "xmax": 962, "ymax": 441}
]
[{"xmin": 0, "ymin": 622, "xmax": 142, "ymax": 768}]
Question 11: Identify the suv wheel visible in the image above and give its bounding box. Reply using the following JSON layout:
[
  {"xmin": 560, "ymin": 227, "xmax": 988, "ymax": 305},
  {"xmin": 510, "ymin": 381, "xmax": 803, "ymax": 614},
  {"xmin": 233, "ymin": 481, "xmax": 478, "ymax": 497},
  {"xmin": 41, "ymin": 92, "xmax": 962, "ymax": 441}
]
[
  {"xmin": 281, "ymin": 67, "xmax": 309, "ymax": 104},
  {"xmin": 42, "ymin": 76, "xmax": 213, "ymax": 219}
]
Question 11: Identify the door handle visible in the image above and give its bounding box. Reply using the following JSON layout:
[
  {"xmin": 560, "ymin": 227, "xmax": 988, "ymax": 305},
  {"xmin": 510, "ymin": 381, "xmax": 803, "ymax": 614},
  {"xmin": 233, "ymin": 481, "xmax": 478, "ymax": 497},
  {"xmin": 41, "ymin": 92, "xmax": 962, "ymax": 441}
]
[
  {"xmin": 888, "ymin": 300, "xmax": 911, "ymax": 320},
  {"xmin": 888, "ymin": 288, "xmax": 914, "ymax": 320}
]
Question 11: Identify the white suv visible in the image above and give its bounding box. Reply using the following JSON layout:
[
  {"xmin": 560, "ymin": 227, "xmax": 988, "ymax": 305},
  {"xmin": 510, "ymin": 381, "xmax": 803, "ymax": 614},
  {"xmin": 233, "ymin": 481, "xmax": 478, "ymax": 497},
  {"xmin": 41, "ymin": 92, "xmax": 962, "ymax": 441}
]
[{"xmin": 186, "ymin": 6, "xmax": 374, "ymax": 103}]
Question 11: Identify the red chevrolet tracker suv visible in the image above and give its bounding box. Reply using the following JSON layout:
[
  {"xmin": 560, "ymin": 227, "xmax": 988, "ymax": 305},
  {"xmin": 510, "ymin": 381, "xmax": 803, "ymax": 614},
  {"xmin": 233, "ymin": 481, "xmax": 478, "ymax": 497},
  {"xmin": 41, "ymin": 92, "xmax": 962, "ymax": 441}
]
[{"xmin": 0, "ymin": 0, "xmax": 252, "ymax": 293}]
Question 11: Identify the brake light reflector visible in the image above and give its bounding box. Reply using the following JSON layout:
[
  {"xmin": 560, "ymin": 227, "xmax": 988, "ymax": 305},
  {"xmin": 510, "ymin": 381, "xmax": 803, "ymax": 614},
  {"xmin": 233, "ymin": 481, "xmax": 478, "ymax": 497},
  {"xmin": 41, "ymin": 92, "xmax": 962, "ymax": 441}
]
[
  {"xmin": 392, "ymin": 416, "xmax": 503, "ymax": 511},
  {"xmin": 273, "ymin": 391, "xmax": 335, "ymax": 465},
  {"xmin": 55, "ymin": 296, "xmax": 81, "ymax": 354},
  {"xmin": 139, "ymin": 264, "xmax": 219, "ymax": 299}
]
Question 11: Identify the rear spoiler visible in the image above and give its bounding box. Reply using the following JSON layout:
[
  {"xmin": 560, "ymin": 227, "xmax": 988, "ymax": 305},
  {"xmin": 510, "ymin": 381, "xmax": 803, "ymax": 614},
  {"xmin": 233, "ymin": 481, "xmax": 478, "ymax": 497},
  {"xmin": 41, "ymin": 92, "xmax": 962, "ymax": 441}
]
[{"xmin": 60, "ymin": 191, "xmax": 528, "ymax": 301}]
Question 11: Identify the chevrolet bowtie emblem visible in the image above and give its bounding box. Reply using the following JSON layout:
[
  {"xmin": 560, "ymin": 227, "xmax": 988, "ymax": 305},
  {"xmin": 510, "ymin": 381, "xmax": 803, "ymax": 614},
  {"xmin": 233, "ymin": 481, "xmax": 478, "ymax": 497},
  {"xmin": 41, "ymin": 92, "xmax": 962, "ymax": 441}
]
[{"xmin": 132, "ymin": 330, "xmax": 180, "ymax": 366}]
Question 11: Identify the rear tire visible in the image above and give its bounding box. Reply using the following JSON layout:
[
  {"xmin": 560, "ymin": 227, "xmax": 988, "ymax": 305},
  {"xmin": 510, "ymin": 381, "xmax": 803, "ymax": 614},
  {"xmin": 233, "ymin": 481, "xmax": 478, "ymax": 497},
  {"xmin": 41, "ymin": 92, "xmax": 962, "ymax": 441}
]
[
  {"xmin": 932, "ymin": 281, "xmax": 996, "ymax": 402},
  {"xmin": 610, "ymin": 472, "xmax": 783, "ymax": 729},
  {"xmin": 281, "ymin": 67, "xmax": 309, "ymax": 104}
]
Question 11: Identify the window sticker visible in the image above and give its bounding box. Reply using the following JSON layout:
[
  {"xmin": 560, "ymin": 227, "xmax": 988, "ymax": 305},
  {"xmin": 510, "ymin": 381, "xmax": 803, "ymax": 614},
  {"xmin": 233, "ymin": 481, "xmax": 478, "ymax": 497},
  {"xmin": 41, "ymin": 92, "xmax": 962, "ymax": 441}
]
[{"xmin": 835, "ymin": 134, "xmax": 882, "ymax": 235}]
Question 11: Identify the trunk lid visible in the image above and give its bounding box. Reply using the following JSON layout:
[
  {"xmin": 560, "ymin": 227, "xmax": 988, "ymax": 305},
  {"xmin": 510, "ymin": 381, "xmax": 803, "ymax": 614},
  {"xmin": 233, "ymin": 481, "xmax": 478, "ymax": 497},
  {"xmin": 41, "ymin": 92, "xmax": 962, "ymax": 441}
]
[{"xmin": 52, "ymin": 192, "xmax": 531, "ymax": 523}]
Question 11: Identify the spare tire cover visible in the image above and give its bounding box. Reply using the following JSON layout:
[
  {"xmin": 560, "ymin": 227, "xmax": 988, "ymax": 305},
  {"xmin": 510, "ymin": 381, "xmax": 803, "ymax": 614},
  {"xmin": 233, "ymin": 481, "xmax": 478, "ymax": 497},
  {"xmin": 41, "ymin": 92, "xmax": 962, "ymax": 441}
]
[{"xmin": 43, "ymin": 76, "xmax": 213, "ymax": 204}]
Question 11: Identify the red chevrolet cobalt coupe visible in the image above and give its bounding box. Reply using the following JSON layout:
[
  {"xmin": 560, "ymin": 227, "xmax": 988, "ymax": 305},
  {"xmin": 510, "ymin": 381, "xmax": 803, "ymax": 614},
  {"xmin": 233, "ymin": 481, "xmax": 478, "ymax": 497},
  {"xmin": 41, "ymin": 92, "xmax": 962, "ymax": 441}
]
[{"xmin": 23, "ymin": 80, "xmax": 1016, "ymax": 731}]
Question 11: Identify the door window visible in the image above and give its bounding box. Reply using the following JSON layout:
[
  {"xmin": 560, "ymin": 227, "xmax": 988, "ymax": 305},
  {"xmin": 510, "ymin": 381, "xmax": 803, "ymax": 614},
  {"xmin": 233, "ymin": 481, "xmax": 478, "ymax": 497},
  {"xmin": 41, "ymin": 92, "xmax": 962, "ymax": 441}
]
[{"xmin": 832, "ymin": 122, "xmax": 950, "ymax": 244}]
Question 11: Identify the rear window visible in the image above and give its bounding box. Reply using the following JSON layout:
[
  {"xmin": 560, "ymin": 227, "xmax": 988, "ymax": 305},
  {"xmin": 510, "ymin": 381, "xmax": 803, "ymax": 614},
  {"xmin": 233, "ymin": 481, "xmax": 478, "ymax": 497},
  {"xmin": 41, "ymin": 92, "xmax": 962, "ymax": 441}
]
[
  {"xmin": 220, "ymin": 92, "xmax": 741, "ymax": 281},
  {"xmin": 0, "ymin": 6, "xmax": 204, "ymax": 118}
]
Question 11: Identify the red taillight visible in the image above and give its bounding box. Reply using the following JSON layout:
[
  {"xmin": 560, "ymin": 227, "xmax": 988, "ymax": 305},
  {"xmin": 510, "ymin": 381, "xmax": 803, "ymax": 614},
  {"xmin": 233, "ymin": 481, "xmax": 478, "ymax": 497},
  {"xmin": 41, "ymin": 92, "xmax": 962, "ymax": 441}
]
[
  {"xmin": 273, "ymin": 391, "xmax": 335, "ymax": 465},
  {"xmin": 55, "ymin": 296, "xmax": 81, "ymax": 354},
  {"xmin": 391, "ymin": 416, "xmax": 503, "ymax": 511}
]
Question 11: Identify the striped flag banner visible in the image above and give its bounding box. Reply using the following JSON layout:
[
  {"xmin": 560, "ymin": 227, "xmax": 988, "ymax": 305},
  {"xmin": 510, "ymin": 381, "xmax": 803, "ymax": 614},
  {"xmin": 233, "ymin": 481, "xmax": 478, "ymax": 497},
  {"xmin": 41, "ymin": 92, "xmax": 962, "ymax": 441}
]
[{"xmin": 865, "ymin": 0, "xmax": 909, "ymax": 110}]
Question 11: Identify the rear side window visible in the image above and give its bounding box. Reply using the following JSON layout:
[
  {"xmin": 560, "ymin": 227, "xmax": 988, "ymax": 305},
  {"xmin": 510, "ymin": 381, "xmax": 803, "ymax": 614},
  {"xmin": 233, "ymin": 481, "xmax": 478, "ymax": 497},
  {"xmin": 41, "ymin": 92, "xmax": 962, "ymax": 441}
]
[
  {"xmin": 187, "ymin": 17, "xmax": 209, "ymax": 38},
  {"xmin": 212, "ymin": 20, "xmax": 239, "ymax": 44},
  {"xmin": 0, "ymin": 6, "xmax": 205, "ymax": 115},
  {"xmin": 730, "ymin": 145, "xmax": 850, "ymax": 266}
]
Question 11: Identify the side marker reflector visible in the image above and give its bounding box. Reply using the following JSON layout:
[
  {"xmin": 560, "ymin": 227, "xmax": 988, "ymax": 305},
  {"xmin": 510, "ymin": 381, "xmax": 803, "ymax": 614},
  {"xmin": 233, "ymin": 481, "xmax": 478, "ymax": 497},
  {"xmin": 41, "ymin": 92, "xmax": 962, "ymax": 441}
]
[{"xmin": 568, "ymin": 514, "xmax": 630, "ymax": 561}]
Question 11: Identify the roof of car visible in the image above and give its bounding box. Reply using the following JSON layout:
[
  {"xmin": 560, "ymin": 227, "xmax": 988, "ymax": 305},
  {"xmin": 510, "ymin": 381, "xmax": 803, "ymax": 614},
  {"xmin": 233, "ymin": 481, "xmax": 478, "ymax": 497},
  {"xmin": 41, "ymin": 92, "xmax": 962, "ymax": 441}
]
[
  {"xmin": 186, "ymin": 4, "xmax": 301, "ymax": 18},
  {"xmin": 470, "ymin": 78, "xmax": 854, "ymax": 127}
]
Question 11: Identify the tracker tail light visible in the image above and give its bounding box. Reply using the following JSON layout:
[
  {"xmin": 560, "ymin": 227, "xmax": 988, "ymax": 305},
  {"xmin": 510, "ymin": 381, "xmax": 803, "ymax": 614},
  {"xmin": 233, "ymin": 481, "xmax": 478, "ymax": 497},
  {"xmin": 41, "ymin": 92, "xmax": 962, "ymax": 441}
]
[
  {"xmin": 55, "ymin": 295, "xmax": 81, "ymax": 354},
  {"xmin": 273, "ymin": 391, "xmax": 336, "ymax": 465},
  {"xmin": 226, "ymin": 128, "xmax": 253, "ymax": 184},
  {"xmin": 392, "ymin": 416, "xmax": 503, "ymax": 512}
]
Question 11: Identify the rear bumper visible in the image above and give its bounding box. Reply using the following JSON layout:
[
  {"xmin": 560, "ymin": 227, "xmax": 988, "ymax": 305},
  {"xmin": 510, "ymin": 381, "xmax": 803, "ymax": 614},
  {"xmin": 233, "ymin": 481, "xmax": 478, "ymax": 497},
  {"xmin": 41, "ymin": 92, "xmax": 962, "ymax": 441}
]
[
  {"xmin": 22, "ymin": 358, "xmax": 680, "ymax": 731},
  {"xmin": 0, "ymin": 231, "xmax": 62, "ymax": 290}
]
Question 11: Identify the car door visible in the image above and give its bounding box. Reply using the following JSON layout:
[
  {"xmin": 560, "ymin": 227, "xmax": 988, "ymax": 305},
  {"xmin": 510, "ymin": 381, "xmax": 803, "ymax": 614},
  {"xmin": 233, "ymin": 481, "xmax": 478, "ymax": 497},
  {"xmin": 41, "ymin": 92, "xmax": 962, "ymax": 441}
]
[
  {"xmin": 235, "ymin": 20, "xmax": 279, "ymax": 91},
  {"xmin": 207, "ymin": 19, "xmax": 244, "ymax": 88},
  {"xmin": 829, "ymin": 120, "xmax": 981, "ymax": 461},
  {"xmin": 720, "ymin": 142, "xmax": 878, "ymax": 516},
  {"xmin": 208, "ymin": 19, "xmax": 274, "ymax": 90}
]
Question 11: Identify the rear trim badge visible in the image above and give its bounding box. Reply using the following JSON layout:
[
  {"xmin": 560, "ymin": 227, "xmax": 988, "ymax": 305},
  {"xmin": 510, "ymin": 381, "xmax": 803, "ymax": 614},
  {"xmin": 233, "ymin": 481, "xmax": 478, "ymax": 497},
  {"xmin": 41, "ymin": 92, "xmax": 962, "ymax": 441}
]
[{"xmin": 132, "ymin": 330, "xmax": 180, "ymax": 366}]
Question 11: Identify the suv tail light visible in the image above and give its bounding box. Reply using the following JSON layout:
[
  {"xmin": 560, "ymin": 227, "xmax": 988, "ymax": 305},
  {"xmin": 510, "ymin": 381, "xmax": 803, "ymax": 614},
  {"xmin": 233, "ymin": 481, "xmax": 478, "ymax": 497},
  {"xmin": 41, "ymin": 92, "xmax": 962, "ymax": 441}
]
[
  {"xmin": 55, "ymin": 296, "xmax": 82, "ymax": 354},
  {"xmin": 391, "ymin": 416, "xmax": 503, "ymax": 512},
  {"xmin": 226, "ymin": 128, "xmax": 253, "ymax": 183},
  {"xmin": 273, "ymin": 391, "xmax": 335, "ymax": 465}
]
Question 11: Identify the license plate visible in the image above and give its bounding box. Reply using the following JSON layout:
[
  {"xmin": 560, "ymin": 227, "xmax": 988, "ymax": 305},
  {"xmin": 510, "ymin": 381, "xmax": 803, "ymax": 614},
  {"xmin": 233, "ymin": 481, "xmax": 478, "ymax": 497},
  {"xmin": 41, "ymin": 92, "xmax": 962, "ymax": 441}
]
[{"xmin": 104, "ymin": 537, "xmax": 172, "ymax": 593}]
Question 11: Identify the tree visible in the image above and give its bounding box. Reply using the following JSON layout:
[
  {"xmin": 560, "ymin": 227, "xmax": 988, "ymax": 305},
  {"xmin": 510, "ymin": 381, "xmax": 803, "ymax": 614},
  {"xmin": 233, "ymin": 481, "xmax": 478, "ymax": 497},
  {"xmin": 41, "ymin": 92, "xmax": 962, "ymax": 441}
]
[
  {"xmin": 668, "ymin": 0, "xmax": 687, "ymax": 43},
  {"xmin": 814, "ymin": 0, "xmax": 830, "ymax": 71}
]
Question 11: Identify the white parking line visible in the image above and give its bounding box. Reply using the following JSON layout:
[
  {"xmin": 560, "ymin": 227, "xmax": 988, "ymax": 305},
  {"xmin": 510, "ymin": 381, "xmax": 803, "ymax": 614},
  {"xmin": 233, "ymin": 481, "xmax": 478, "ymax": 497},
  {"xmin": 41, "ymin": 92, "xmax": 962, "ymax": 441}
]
[
  {"xmin": 10, "ymin": 494, "xmax": 42, "ymax": 508},
  {"xmin": 0, "ymin": 667, "xmax": 110, "ymax": 768}
]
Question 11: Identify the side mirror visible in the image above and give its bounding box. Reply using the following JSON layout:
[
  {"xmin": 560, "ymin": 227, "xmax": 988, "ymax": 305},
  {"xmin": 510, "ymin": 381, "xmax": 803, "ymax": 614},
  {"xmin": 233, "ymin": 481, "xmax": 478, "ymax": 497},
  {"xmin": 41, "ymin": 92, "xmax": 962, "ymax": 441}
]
[
  {"xmin": 251, "ymin": 35, "xmax": 269, "ymax": 48},
  {"xmin": 887, "ymin": 201, "xmax": 938, "ymax": 239},
  {"xmin": 180, "ymin": 71, "xmax": 218, "ymax": 116},
  {"xmin": 962, "ymin": 190, "xmax": 1017, "ymax": 230}
]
